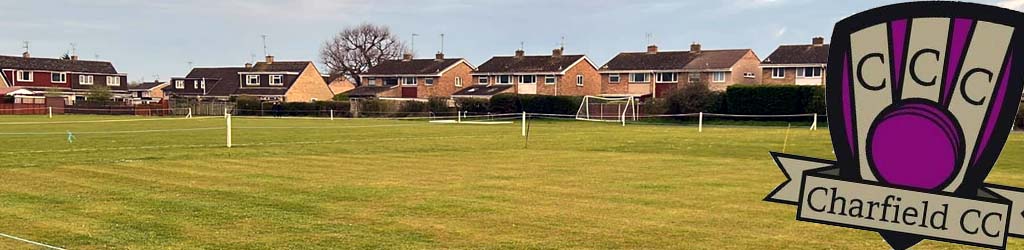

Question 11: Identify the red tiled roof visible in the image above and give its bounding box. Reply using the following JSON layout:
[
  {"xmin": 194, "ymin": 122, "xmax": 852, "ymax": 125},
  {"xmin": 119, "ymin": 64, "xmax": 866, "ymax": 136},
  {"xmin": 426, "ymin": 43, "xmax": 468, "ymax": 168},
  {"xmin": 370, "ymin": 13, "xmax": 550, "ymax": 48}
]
[
  {"xmin": 601, "ymin": 49, "xmax": 752, "ymax": 71},
  {"xmin": 475, "ymin": 55, "xmax": 585, "ymax": 74}
]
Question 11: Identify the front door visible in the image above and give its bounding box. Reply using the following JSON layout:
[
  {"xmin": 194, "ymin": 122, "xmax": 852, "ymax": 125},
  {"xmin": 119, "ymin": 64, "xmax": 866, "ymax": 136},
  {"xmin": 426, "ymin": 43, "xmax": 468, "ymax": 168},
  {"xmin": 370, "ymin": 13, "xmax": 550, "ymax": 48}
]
[{"xmin": 401, "ymin": 87, "xmax": 417, "ymax": 98}]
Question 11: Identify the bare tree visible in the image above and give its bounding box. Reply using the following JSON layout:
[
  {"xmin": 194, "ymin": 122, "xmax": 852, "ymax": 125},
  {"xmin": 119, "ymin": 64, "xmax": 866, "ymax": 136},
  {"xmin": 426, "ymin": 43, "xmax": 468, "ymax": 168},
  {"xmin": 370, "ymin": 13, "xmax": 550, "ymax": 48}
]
[{"xmin": 320, "ymin": 23, "xmax": 407, "ymax": 86}]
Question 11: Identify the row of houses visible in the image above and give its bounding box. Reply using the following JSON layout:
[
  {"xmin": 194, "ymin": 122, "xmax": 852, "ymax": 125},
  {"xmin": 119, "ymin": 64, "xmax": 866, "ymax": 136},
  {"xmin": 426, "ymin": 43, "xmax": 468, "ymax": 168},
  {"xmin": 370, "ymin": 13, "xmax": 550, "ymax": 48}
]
[{"xmin": 0, "ymin": 37, "xmax": 829, "ymax": 104}]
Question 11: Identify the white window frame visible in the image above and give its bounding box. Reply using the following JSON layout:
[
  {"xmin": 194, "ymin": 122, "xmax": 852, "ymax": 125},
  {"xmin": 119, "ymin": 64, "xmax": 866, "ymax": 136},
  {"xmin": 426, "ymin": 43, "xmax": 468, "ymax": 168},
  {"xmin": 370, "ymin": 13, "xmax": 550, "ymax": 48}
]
[
  {"xmin": 269, "ymin": 75, "xmax": 284, "ymax": 86},
  {"xmin": 712, "ymin": 72, "xmax": 726, "ymax": 83},
  {"xmin": 576, "ymin": 74, "xmax": 584, "ymax": 87},
  {"xmin": 478, "ymin": 76, "xmax": 489, "ymax": 85},
  {"xmin": 544, "ymin": 75, "xmax": 557, "ymax": 85},
  {"xmin": 797, "ymin": 67, "xmax": 822, "ymax": 78},
  {"xmin": 496, "ymin": 75, "xmax": 512, "ymax": 85},
  {"xmin": 743, "ymin": 72, "xmax": 756, "ymax": 79},
  {"xmin": 246, "ymin": 75, "xmax": 260, "ymax": 86},
  {"xmin": 174, "ymin": 80, "xmax": 184, "ymax": 89},
  {"xmin": 16, "ymin": 71, "xmax": 32, "ymax": 82},
  {"xmin": 454, "ymin": 77, "xmax": 463, "ymax": 87},
  {"xmin": 608, "ymin": 74, "xmax": 620, "ymax": 83},
  {"xmin": 629, "ymin": 73, "xmax": 648, "ymax": 83},
  {"xmin": 688, "ymin": 73, "xmax": 701, "ymax": 83},
  {"xmin": 106, "ymin": 76, "xmax": 121, "ymax": 86},
  {"xmin": 425, "ymin": 78, "xmax": 434, "ymax": 85},
  {"xmin": 51, "ymin": 72, "xmax": 66, "ymax": 83},
  {"xmin": 367, "ymin": 78, "xmax": 377, "ymax": 86},
  {"xmin": 80, "ymin": 75, "xmax": 94, "ymax": 85},
  {"xmin": 771, "ymin": 68, "xmax": 786, "ymax": 79},
  {"xmin": 519, "ymin": 75, "xmax": 536, "ymax": 84},
  {"xmin": 401, "ymin": 77, "xmax": 417, "ymax": 86},
  {"xmin": 655, "ymin": 73, "xmax": 678, "ymax": 83}
]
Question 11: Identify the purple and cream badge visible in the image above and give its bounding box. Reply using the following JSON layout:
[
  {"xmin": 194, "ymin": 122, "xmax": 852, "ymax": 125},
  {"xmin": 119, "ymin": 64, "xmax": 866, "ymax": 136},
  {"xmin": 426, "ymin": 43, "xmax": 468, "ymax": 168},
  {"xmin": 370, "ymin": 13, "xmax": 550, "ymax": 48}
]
[{"xmin": 765, "ymin": 2, "xmax": 1024, "ymax": 249}]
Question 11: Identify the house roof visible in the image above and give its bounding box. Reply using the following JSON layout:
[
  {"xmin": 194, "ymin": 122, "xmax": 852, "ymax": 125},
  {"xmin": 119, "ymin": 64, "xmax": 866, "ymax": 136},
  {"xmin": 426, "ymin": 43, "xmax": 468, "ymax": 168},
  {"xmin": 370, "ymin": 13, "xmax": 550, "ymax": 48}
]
[
  {"xmin": 0, "ymin": 55, "xmax": 119, "ymax": 74},
  {"xmin": 475, "ymin": 55, "xmax": 586, "ymax": 74},
  {"xmin": 167, "ymin": 67, "xmax": 245, "ymax": 97},
  {"xmin": 130, "ymin": 81, "xmax": 167, "ymax": 91},
  {"xmin": 601, "ymin": 49, "xmax": 752, "ymax": 71},
  {"xmin": 344, "ymin": 86, "xmax": 396, "ymax": 97},
  {"xmin": 249, "ymin": 61, "xmax": 310, "ymax": 72},
  {"xmin": 451, "ymin": 85, "xmax": 514, "ymax": 97},
  {"xmin": 762, "ymin": 44, "xmax": 830, "ymax": 65},
  {"xmin": 365, "ymin": 58, "xmax": 465, "ymax": 75}
]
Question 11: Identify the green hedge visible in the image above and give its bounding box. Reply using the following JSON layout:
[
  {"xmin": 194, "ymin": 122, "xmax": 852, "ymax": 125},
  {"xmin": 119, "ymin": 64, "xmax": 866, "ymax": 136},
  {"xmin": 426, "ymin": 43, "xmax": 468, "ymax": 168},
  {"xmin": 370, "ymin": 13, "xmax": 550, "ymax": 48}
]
[
  {"xmin": 489, "ymin": 94, "xmax": 583, "ymax": 114},
  {"xmin": 454, "ymin": 98, "xmax": 490, "ymax": 114},
  {"xmin": 236, "ymin": 97, "xmax": 351, "ymax": 117},
  {"xmin": 724, "ymin": 85, "xmax": 825, "ymax": 115}
]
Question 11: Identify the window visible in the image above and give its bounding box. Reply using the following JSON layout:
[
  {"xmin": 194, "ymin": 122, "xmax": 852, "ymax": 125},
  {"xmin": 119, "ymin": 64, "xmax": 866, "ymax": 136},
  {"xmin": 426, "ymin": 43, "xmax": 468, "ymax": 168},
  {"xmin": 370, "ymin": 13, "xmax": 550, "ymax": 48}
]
[
  {"xmin": 270, "ymin": 75, "xmax": 283, "ymax": 86},
  {"xmin": 199, "ymin": 79, "xmax": 206, "ymax": 89},
  {"xmin": 576, "ymin": 74, "xmax": 584, "ymax": 86},
  {"xmin": 712, "ymin": 72, "xmax": 726, "ymax": 83},
  {"xmin": 401, "ymin": 77, "xmax": 416, "ymax": 85},
  {"xmin": 455, "ymin": 77, "xmax": 463, "ymax": 87},
  {"xmin": 194, "ymin": 80, "xmax": 200, "ymax": 89},
  {"xmin": 16, "ymin": 71, "xmax": 32, "ymax": 82},
  {"xmin": 246, "ymin": 75, "xmax": 260, "ymax": 85},
  {"xmin": 743, "ymin": 72, "xmax": 756, "ymax": 79},
  {"xmin": 688, "ymin": 73, "xmax": 701, "ymax": 83},
  {"xmin": 384, "ymin": 78, "xmax": 399, "ymax": 85},
  {"xmin": 367, "ymin": 78, "xmax": 377, "ymax": 86},
  {"xmin": 656, "ymin": 73, "xmax": 678, "ymax": 83},
  {"xmin": 174, "ymin": 80, "xmax": 184, "ymax": 89},
  {"xmin": 478, "ymin": 76, "xmax": 489, "ymax": 85},
  {"xmin": 51, "ymin": 73, "xmax": 66, "ymax": 83},
  {"xmin": 425, "ymin": 78, "xmax": 434, "ymax": 85},
  {"xmin": 797, "ymin": 67, "xmax": 822, "ymax": 78},
  {"xmin": 629, "ymin": 73, "xmax": 648, "ymax": 83},
  {"xmin": 106, "ymin": 76, "xmax": 121, "ymax": 86},
  {"xmin": 545, "ymin": 75, "xmax": 557, "ymax": 84},
  {"xmin": 608, "ymin": 74, "xmax": 620, "ymax": 83},
  {"xmin": 496, "ymin": 75, "xmax": 511, "ymax": 84},
  {"xmin": 771, "ymin": 68, "xmax": 786, "ymax": 78},
  {"xmin": 519, "ymin": 75, "xmax": 536, "ymax": 84},
  {"xmin": 80, "ymin": 75, "xmax": 94, "ymax": 85}
]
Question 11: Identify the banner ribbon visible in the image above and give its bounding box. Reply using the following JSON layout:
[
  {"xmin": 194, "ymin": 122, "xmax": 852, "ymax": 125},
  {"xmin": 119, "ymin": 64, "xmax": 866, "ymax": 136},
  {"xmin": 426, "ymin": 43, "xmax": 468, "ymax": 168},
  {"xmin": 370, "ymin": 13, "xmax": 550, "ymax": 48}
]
[{"xmin": 766, "ymin": 152, "xmax": 1024, "ymax": 249}]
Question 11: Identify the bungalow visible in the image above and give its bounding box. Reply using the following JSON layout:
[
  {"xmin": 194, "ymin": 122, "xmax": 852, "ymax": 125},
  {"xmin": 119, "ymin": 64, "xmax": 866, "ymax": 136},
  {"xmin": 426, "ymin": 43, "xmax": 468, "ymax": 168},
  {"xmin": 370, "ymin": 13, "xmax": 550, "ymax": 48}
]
[
  {"xmin": 455, "ymin": 48, "xmax": 600, "ymax": 98},
  {"xmin": 599, "ymin": 43, "xmax": 761, "ymax": 98},
  {"xmin": 0, "ymin": 52, "xmax": 129, "ymax": 103},
  {"xmin": 324, "ymin": 75, "xmax": 355, "ymax": 96},
  {"xmin": 348, "ymin": 53, "xmax": 473, "ymax": 99},
  {"xmin": 128, "ymin": 81, "xmax": 169, "ymax": 104},
  {"xmin": 760, "ymin": 37, "xmax": 829, "ymax": 85},
  {"xmin": 164, "ymin": 56, "xmax": 334, "ymax": 102}
]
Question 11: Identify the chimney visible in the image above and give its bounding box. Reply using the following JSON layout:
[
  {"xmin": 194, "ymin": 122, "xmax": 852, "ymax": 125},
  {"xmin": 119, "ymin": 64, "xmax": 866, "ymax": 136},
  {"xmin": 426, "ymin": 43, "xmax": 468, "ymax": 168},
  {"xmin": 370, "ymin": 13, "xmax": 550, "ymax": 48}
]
[
  {"xmin": 402, "ymin": 53, "xmax": 413, "ymax": 61},
  {"xmin": 690, "ymin": 42, "xmax": 701, "ymax": 54},
  {"xmin": 514, "ymin": 49, "xmax": 525, "ymax": 59},
  {"xmin": 552, "ymin": 48, "xmax": 563, "ymax": 57},
  {"xmin": 647, "ymin": 45, "xmax": 658, "ymax": 54},
  {"xmin": 812, "ymin": 36, "xmax": 825, "ymax": 46},
  {"xmin": 245, "ymin": 62, "xmax": 253, "ymax": 69},
  {"xmin": 70, "ymin": 55, "xmax": 79, "ymax": 61},
  {"xmin": 265, "ymin": 55, "xmax": 275, "ymax": 64},
  {"xmin": 435, "ymin": 52, "xmax": 445, "ymax": 61},
  {"xmin": 22, "ymin": 52, "xmax": 30, "ymax": 58}
]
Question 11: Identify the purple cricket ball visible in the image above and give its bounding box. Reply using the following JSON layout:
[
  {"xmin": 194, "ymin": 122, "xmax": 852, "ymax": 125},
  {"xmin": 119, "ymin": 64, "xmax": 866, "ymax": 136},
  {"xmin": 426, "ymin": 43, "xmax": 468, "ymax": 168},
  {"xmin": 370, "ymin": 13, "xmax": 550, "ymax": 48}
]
[{"xmin": 868, "ymin": 103, "xmax": 963, "ymax": 190}]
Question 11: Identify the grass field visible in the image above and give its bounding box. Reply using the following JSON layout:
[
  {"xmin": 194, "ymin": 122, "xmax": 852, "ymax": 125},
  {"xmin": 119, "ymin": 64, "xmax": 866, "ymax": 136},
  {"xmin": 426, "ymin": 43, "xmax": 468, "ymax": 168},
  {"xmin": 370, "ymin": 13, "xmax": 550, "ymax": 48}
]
[{"xmin": 0, "ymin": 114, "xmax": 1021, "ymax": 249}]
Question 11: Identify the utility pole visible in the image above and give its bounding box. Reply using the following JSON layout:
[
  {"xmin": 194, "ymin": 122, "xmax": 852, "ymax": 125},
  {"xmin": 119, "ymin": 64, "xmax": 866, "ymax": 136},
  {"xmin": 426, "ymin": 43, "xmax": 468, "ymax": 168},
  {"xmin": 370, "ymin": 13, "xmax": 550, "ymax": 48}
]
[{"xmin": 261, "ymin": 34, "xmax": 269, "ymax": 56}]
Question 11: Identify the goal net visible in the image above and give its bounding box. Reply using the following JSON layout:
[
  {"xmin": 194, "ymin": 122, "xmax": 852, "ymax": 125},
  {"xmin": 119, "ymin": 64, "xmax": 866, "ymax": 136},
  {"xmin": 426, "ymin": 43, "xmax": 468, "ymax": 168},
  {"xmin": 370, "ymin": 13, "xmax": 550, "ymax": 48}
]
[{"xmin": 575, "ymin": 96, "xmax": 638, "ymax": 122}]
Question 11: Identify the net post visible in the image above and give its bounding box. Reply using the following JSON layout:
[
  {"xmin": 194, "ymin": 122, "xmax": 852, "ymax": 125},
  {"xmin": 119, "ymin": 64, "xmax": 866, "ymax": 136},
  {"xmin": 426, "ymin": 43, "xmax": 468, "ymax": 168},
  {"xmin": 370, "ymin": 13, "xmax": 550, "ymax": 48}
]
[
  {"xmin": 223, "ymin": 107, "xmax": 228, "ymax": 118},
  {"xmin": 47, "ymin": 107, "xmax": 52, "ymax": 118},
  {"xmin": 699, "ymin": 112, "xmax": 704, "ymax": 133},
  {"xmin": 521, "ymin": 112, "xmax": 527, "ymax": 137},
  {"xmin": 457, "ymin": 110, "xmax": 462, "ymax": 123},
  {"xmin": 811, "ymin": 113, "xmax": 818, "ymax": 131},
  {"xmin": 226, "ymin": 114, "xmax": 232, "ymax": 148},
  {"xmin": 187, "ymin": 108, "xmax": 193, "ymax": 118},
  {"xmin": 330, "ymin": 109, "xmax": 335, "ymax": 121}
]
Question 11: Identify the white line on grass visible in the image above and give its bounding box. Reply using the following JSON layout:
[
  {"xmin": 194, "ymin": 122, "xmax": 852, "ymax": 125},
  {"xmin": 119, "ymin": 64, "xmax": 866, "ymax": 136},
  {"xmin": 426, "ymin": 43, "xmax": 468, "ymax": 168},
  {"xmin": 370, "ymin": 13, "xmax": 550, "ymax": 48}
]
[
  {"xmin": 0, "ymin": 116, "xmax": 219, "ymax": 125},
  {"xmin": 0, "ymin": 232, "xmax": 65, "ymax": 250},
  {"xmin": 0, "ymin": 127, "xmax": 225, "ymax": 135}
]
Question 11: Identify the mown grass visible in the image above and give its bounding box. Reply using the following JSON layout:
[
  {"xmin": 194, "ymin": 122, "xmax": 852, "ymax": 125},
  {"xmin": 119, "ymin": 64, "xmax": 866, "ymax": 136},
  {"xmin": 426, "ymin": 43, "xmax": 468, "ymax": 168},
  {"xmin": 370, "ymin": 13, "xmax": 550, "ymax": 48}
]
[{"xmin": 0, "ymin": 114, "xmax": 1020, "ymax": 249}]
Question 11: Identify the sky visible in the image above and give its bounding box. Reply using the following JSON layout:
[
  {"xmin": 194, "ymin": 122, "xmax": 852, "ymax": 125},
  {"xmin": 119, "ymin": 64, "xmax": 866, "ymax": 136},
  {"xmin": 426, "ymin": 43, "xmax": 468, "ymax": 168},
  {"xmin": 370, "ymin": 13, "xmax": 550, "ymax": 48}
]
[{"xmin": 0, "ymin": 0, "xmax": 1021, "ymax": 83}]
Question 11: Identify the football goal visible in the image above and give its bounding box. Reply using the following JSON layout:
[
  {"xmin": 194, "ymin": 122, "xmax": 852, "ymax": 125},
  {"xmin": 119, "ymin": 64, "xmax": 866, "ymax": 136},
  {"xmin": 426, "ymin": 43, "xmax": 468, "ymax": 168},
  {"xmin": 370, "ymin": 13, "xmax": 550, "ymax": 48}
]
[{"xmin": 575, "ymin": 96, "xmax": 638, "ymax": 123}]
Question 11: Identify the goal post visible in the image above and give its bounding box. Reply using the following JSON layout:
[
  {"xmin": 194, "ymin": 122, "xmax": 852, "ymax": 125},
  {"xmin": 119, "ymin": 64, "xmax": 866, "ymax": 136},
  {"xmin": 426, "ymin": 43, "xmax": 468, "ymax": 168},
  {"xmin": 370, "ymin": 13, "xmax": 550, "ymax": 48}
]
[{"xmin": 575, "ymin": 96, "xmax": 638, "ymax": 123}]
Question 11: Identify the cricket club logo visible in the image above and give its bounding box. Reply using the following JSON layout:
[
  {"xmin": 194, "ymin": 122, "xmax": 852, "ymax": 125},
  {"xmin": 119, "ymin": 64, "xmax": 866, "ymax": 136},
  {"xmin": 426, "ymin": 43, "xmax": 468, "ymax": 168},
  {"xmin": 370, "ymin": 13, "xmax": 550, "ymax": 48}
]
[{"xmin": 765, "ymin": 2, "xmax": 1024, "ymax": 249}]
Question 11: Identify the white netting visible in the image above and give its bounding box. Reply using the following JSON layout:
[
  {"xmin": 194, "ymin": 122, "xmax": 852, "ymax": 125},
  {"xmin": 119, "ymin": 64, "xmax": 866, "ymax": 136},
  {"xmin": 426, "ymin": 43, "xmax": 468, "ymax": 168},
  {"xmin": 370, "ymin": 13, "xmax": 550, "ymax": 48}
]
[{"xmin": 575, "ymin": 96, "xmax": 638, "ymax": 123}]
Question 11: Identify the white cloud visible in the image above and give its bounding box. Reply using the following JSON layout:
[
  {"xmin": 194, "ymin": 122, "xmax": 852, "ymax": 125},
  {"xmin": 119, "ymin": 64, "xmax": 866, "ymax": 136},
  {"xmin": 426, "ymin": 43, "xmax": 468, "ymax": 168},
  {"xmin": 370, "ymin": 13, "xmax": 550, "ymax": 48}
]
[
  {"xmin": 775, "ymin": 27, "xmax": 787, "ymax": 38},
  {"xmin": 997, "ymin": 0, "xmax": 1024, "ymax": 10}
]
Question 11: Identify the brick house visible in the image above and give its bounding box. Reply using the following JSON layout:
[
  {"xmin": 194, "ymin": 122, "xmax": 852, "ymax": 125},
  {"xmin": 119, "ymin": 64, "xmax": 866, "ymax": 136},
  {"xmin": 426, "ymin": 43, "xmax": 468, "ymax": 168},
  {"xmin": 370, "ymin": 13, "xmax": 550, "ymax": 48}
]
[
  {"xmin": 599, "ymin": 43, "xmax": 761, "ymax": 98},
  {"xmin": 128, "ymin": 81, "xmax": 169, "ymax": 104},
  {"xmin": 454, "ymin": 48, "xmax": 600, "ymax": 98},
  {"xmin": 347, "ymin": 53, "xmax": 473, "ymax": 99},
  {"xmin": 0, "ymin": 52, "xmax": 129, "ymax": 103},
  {"xmin": 164, "ymin": 56, "xmax": 334, "ymax": 102},
  {"xmin": 761, "ymin": 37, "xmax": 829, "ymax": 85}
]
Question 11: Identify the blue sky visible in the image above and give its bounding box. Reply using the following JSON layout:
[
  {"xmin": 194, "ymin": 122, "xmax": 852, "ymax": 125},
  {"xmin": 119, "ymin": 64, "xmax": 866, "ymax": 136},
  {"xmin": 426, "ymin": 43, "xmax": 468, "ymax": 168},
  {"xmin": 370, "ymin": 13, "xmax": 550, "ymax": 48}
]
[{"xmin": 0, "ymin": 0, "xmax": 1019, "ymax": 82}]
